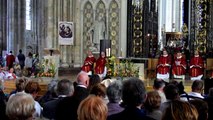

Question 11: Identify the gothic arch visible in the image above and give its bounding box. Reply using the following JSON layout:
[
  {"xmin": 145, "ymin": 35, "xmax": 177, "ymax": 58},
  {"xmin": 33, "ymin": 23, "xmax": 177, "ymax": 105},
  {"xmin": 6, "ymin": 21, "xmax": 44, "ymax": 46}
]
[
  {"xmin": 82, "ymin": 1, "xmax": 94, "ymax": 58},
  {"xmin": 108, "ymin": 0, "xmax": 120, "ymax": 55}
]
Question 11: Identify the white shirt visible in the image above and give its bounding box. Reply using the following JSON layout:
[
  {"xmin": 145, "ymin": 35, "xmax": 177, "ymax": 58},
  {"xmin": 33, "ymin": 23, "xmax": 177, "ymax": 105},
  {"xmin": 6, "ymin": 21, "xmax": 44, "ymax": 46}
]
[
  {"xmin": 25, "ymin": 57, "xmax": 33, "ymax": 68},
  {"xmin": 180, "ymin": 92, "xmax": 204, "ymax": 101}
]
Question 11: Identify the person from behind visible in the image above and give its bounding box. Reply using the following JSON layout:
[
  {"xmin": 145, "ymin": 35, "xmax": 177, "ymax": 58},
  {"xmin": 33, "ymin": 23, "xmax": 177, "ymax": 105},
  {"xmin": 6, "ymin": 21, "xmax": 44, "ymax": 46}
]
[
  {"xmin": 0, "ymin": 80, "xmax": 7, "ymax": 120},
  {"xmin": 55, "ymin": 71, "xmax": 89, "ymax": 120},
  {"xmin": 17, "ymin": 49, "xmax": 25, "ymax": 70},
  {"xmin": 90, "ymin": 83, "xmax": 106, "ymax": 98},
  {"xmin": 144, "ymin": 91, "xmax": 162, "ymax": 120},
  {"xmin": 153, "ymin": 79, "xmax": 167, "ymax": 103},
  {"xmin": 9, "ymin": 78, "xmax": 26, "ymax": 96},
  {"xmin": 77, "ymin": 95, "xmax": 108, "ymax": 120},
  {"xmin": 43, "ymin": 79, "xmax": 74, "ymax": 119},
  {"xmin": 25, "ymin": 52, "xmax": 33, "ymax": 76},
  {"xmin": 25, "ymin": 81, "xmax": 42, "ymax": 118},
  {"xmin": 108, "ymin": 78, "xmax": 154, "ymax": 120},
  {"xmin": 204, "ymin": 87, "xmax": 213, "ymax": 120},
  {"xmin": 6, "ymin": 92, "xmax": 35, "ymax": 120},
  {"xmin": 189, "ymin": 99, "xmax": 208, "ymax": 120},
  {"xmin": 88, "ymin": 74, "xmax": 101, "ymax": 91},
  {"xmin": 162, "ymin": 100, "xmax": 198, "ymax": 120},
  {"xmin": 6, "ymin": 51, "xmax": 15, "ymax": 69},
  {"xmin": 107, "ymin": 80, "xmax": 124, "ymax": 116},
  {"xmin": 160, "ymin": 84, "xmax": 180, "ymax": 112},
  {"xmin": 180, "ymin": 80, "xmax": 204, "ymax": 101}
]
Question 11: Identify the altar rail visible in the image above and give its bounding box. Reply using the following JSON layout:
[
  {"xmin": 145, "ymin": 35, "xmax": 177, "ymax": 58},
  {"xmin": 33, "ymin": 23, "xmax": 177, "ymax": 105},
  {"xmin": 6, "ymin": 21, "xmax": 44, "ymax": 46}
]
[{"xmin": 4, "ymin": 80, "xmax": 48, "ymax": 97}]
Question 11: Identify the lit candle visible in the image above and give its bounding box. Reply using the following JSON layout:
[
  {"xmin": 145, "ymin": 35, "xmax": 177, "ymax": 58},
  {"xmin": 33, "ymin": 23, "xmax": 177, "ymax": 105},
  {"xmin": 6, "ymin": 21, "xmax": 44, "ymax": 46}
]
[{"xmin": 109, "ymin": 48, "xmax": 111, "ymax": 57}]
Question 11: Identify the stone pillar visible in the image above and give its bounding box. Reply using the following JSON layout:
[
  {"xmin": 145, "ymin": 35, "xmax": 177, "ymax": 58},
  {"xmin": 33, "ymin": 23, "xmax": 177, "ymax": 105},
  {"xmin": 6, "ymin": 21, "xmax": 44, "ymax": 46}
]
[
  {"xmin": 0, "ymin": 0, "xmax": 7, "ymax": 53},
  {"xmin": 120, "ymin": 0, "xmax": 127, "ymax": 57},
  {"xmin": 7, "ymin": 0, "xmax": 15, "ymax": 53}
]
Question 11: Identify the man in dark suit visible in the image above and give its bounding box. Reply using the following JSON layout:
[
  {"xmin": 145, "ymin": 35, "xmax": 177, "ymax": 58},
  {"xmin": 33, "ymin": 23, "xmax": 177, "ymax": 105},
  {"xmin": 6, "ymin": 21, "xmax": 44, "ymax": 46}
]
[
  {"xmin": 55, "ymin": 72, "xmax": 90, "ymax": 120},
  {"xmin": 43, "ymin": 79, "xmax": 74, "ymax": 119},
  {"xmin": 107, "ymin": 78, "xmax": 154, "ymax": 120}
]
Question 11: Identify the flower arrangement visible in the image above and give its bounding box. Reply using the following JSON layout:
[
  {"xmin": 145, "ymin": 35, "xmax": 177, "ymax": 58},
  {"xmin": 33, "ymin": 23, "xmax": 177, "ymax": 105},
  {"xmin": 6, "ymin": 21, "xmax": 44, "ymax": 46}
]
[
  {"xmin": 106, "ymin": 56, "xmax": 139, "ymax": 78},
  {"xmin": 36, "ymin": 58, "xmax": 56, "ymax": 77}
]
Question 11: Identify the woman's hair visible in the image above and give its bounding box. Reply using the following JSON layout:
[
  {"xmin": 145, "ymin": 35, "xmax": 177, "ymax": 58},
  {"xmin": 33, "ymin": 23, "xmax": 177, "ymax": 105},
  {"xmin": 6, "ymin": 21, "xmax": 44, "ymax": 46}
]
[
  {"xmin": 189, "ymin": 99, "xmax": 208, "ymax": 120},
  {"xmin": 88, "ymin": 74, "xmax": 101, "ymax": 91},
  {"xmin": 6, "ymin": 92, "xmax": 35, "ymax": 120},
  {"xmin": 77, "ymin": 95, "xmax": 107, "ymax": 120},
  {"xmin": 90, "ymin": 83, "xmax": 106, "ymax": 98},
  {"xmin": 107, "ymin": 80, "xmax": 122, "ymax": 103},
  {"xmin": 25, "ymin": 81, "xmax": 41, "ymax": 94},
  {"xmin": 15, "ymin": 78, "xmax": 27, "ymax": 92},
  {"xmin": 162, "ymin": 100, "xmax": 198, "ymax": 120},
  {"xmin": 144, "ymin": 91, "xmax": 161, "ymax": 112}
]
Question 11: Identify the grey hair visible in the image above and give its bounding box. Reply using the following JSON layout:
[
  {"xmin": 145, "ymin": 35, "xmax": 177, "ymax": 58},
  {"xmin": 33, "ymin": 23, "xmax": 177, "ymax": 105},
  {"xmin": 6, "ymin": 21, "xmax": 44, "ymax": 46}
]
[
  {"xmin": 56, "ymin": 79, "xmax": 74, "ymax": 96},
  {"xmin": 209, "ymin": 87, "xmax": 213, "ymax": 97},
  {"xmin": 107, "ymin": 80, "xmax": 122, "ymax": 103}
]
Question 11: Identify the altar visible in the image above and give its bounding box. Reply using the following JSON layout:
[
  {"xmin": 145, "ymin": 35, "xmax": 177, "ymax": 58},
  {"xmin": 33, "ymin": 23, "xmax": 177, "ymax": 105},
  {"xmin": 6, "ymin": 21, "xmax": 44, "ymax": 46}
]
[{"xmin": 107, "ymin": 57, "xmax": 149, "ymax": 80}]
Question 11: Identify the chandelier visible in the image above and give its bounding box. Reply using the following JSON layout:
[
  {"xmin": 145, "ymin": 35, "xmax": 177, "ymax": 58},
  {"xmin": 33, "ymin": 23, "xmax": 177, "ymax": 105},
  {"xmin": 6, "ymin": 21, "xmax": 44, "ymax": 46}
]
[{"xmin": 132, "ymin": 0, "xmax": 143, "ymax": 9}]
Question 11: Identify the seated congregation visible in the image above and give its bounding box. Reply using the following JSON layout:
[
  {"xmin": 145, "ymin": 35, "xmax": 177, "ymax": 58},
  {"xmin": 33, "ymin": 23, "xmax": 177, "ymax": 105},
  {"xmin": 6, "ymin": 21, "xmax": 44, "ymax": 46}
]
[{"xmin": 0, "ymin": 71, "xmax": 212, "ymax": 120}]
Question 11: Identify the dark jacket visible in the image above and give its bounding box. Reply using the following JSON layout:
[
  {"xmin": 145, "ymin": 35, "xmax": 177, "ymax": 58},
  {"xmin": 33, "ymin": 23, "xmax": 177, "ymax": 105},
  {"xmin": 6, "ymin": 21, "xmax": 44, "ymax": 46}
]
[
  {"xmin": 55, "ymin": 86, "xmax": 89, "ymax": 120},
  {"xmin": 107, "ymin": 107, "xmax": 155, "ymax": 120}
]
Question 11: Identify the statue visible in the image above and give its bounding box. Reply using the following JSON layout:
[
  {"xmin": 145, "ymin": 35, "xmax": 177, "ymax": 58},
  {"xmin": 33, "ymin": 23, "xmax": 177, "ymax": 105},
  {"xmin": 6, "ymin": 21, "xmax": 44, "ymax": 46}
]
[{"xmin": 88, "ymin": 16, "xmax": 106, "ymax": 51}]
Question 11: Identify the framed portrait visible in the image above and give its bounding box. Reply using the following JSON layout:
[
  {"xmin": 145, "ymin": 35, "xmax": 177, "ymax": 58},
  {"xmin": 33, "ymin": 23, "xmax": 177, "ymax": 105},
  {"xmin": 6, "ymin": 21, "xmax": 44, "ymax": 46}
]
[{"xmin": 58, "ymin": 21, "xmax": 74, "ymax": 45}]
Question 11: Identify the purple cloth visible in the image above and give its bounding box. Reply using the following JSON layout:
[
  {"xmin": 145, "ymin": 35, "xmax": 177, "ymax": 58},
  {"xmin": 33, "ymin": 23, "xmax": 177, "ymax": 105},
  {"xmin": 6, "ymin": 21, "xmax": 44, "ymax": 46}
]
[{"xmin": 107, "ymin": 103, "xmax": 124, "ymax": 116}]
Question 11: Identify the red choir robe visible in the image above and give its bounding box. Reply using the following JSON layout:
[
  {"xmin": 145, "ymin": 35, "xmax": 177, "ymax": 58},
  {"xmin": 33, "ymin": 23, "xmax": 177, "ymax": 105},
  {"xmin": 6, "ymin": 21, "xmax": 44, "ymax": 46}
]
[
  {"xmin": 95, "ymin": 56, "xmax": 106, "ymax": 74},
  {"xmin": 157, "ymin": 55, "xmax": 171, "ymax": 74},
  {"xmin": 189, "ymin": 56, "xmax": 203, "ymax": 77},
  {"xmin": 81, "ymin": 56, "xmax": 96, "ymax": 73},
  {"xmin": 172, "ymin": 55, "xmax": 187, "ymax": 76}
]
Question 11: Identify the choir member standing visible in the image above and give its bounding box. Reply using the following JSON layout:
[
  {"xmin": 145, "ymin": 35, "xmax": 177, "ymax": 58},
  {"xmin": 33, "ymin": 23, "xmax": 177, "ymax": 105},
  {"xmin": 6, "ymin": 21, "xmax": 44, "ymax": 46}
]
[
  {"xmin": 81, "ymin": 51, "xmax": 96, "ymax": 75},
  {"xmin": 189, "ymin": 51, "xmax": 204, "ymax": 80},
  {"xmin": 157, "ymin": 50, "xmax": 171, "ymax": 82},
  {"xmin": 172, "ymin": 51, "xmax": 187, "ymax": 79},
  {"xmin": 95, "ymin": 52, "xmax": 107, "ymax": 79}
]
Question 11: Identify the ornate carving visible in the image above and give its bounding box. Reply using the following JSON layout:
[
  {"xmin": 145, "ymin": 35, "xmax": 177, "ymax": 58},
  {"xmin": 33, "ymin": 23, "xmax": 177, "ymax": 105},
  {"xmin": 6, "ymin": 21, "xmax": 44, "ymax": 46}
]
[{"xmin": 109, "ymin": 0, "xmax": 119, "ymax": 55}]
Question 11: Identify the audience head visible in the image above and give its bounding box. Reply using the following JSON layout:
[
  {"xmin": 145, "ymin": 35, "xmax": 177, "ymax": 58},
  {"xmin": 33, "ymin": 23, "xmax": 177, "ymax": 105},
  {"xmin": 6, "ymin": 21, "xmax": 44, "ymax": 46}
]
[
  {"xmin": 76, "ymin": 71, "xmax": 90, "ymax": 87},
  {"xmin": 88, "ymin": 74, "xmax": 101, "ymax": 91},
  {"xmin": 164, "ymin": 84, "xmax": 179, "ymax": 100},
  {"xmin": 9, "ymin": 67, "xmax": 14, "ymax": 73},
  {"xmin": 107, "ymin": 80, "xmax": 122, "ymax": 103},
  {"xmin": 56, "ymin": 79, "xmax": 74, "ymax": 96},
  {"xmin": 122, "ymin": 78, "xmax": 146, "ymax": 107},
  {"xmin": 209, "ymin": 87, "xmax": 213, "ymax": 97},
  {"xmin": 77, "ymin": 95, "xmax": 107, "ymax": 120},
  {"xmin": 191, "ymin": 80, "xmax": 204, "ymax": 93},
  {"xmin": 144, "ymin": 91, "xmax": 161, "ymax": 112},
  {"xmin": 90, "ymin": 83, "xmax": 106, "ymax": 98},
  {"xmin": 153, "ymin": 79, "xmax": 165, "ymax": 91},
  {"xmin": 15, "ymin": 78, "xmax": 27, "ymax": 92},
  {"xmin": 6, "ymin": 92, "xmax": 35, "ymax": 120},
  {"xmin": 28, "ymin": 52, "xmax": 33, "ymax": 57},
  {"xmin": 19, "ymin": 49, "xmax": 22, "ymax": 53},
  {"xmin": 25, "ymin": 81, "xmax": 41, "ymax": 99},
  {"xmin": 162, "ymin": 100, "xmax": 198, "ymax": 120},
  {"xmin": 189, "ymin": 99, "xmax": 208, "ymax": 120}
]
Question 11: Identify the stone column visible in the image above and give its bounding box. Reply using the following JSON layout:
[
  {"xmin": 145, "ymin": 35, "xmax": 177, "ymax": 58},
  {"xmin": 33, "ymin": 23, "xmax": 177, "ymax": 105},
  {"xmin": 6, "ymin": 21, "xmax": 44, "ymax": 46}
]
[
  {"xmin": 7, "ymin": 0, "xmax": 15, "ymax": 53},
  {"xmin": 120, "ymin": 0, "xmax": 127, "ymax": 57},
  {"xmin": 46, "ymin": 0, "xmax": 54, "ymax": 48}
]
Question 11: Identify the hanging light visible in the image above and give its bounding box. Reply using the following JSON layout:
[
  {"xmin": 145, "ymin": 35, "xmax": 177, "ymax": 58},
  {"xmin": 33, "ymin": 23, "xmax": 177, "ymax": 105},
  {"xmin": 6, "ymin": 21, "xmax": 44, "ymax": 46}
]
[{"xmin": 132, "ymin": 0, "xmax": 143, "ymax": 9}]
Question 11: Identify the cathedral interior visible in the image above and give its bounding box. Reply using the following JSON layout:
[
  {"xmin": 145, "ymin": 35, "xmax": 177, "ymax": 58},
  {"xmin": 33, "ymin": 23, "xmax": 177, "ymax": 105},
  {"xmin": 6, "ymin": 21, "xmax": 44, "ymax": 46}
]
[{"xmin": 0, "ymin": 0, "xmax": 213, "ymax": 73}]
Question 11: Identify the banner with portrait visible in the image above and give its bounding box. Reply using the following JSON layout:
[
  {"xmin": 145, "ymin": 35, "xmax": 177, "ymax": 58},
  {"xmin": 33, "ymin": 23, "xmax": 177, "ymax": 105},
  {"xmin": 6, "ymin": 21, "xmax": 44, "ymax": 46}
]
[{"xmin": 58, "ymin": 21, "xmax": 74, "ymax": 45}]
